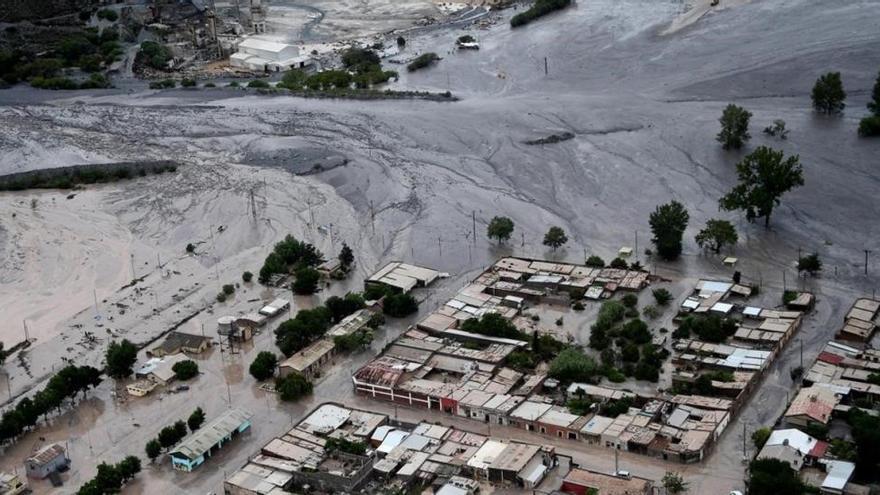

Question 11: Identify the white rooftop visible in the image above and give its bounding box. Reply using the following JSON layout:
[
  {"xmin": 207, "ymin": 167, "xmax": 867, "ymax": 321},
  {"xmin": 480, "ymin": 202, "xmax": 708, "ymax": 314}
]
[
  {"xmin": 297, "ymin": 404, "xmax": 350, "ymax": 434},
  {"xmin": 765, "ymin": 428, "xmax": 818, "ymax": 454}
]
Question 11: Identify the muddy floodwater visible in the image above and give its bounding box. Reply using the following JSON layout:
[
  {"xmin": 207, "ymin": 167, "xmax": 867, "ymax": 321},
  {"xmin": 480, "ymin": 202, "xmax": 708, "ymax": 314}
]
[{"xmin": 1, "ymin": 0, "xmax": 879, "ymax": 493}]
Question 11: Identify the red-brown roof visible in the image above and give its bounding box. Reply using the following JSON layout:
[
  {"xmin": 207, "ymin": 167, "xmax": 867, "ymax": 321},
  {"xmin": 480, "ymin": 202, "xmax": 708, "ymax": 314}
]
[{"xmin": 817, "ymin": 352, "xmax": 844, "ymax": 365}]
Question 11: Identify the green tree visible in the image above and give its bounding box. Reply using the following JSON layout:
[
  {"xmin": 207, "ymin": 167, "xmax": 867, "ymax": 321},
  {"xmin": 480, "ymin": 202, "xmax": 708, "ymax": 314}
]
[
  {"xmin": 242, "ymin": 271, "xmax": 253, "ymax": 283},
  {"xmin": 649, "ymin": 200, "xmax": 690, "ymax": 261},
  {"xmin": 187, "ymin": 407, "xmax": 205, "ymax": 432},
  {"xmin": 585, "ymin": 255, "xmax": 605, "ymax": 267},
  {"xmin": 694, "ymin": 219, "xmax": 738, "ymax": 253},
  {"xmin": 748, "ymin": 458, "xmax": 805, "ymax": 495},
  {"xmin": 105, "ymin": 339, "xmax": 138, "ymax": 378},
  {"xmin": 275, "ymin": 372, "xmax": 313, "ymax": 401},
  {"xmin": 543, "ymin": 226, "xmax": 568, "ymax": 251},
  {"xmin": 249, "ymin": 351, "xmax": 278, "ymax": 381},
  {"xmin": 662, "ymin": 472, "xmax": 688, "ymax": 494},
  {"xmin": 460, "ymin": 313, "xmax": 523, "ymax": 339},
  {"xmin": 719, "ymin": 146, "xmax": 804, "ymax": 228},
  {"xmin": 752, "ymin": 427, "xmax": 771, "ymax": 449},
  {"xmin": 338, "ymin": 243, "xmax": 355, "ymax": 271},
  {"xmin": 867, "ymin": 69, "xmax": 880, "ymax": 115},
  {"xmin": 172, "ymin": 360, "xmax": 199, "ymax": 380},
  {"xmin": 812, "ymin": 72, "xmax": 846, "ymax": 114},
  {"xmin": 145, "ymin": 439, "xmax": 161, "ymax": 462},
  {"xmin": 859, "ymin": 115, "xmax": 880, "ymax": 137},
  {"xmin": 383, "ymin": 293, "xmax": 419, "ymax": 317},
  {"xmin": 397, "ymin": 36, "xmax": 406, "ymax": 47},
  {"xmin": 548, "ymin": 349, "xmax": 598, "ymax": 384},
  {"xmin": 0, "ymin": 341, "xmax": 5, "ymax": 365},
  {"xmin": 325, "ymin": 293, "xmax": 365, "ymax": 323},
  {"xmin": 652, "ymin": 288, "xmax": 673, "ymax": 305},
  {"xmin": 117, "ymin": 456, "xmax": 141, "ymax": 481},
  {"xmin": 797, "ymin": 253, "xmax": 822, "ymax": 276},
  {"xmin": 292, "ymin": 266, "xmax": 320, "ymax": 294},
  {"xmin": 717, "ymin": 104, "xmax": 752, "ymax": 150},
  {"xmin": 487, "ymin": 216, "xmax": 514, "ymax": 244}
]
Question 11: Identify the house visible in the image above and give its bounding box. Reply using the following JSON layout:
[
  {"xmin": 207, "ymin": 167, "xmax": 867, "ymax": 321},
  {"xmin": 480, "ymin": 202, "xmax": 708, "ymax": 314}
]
[
  {"xmin": 278, "ymin": 338, "xmax": 336, "ymax": 379},
  {"xmin": 147, "ymin": 331, "xmax": 212, "ymax": 357},
  {"xmin": 365, "ymin": 262, "xmax": 440, "ymax": 294},
  {"xmin": 133, "ymin": 353, "xmax": 191, "ymax": 386},
  {"xmin": 230, "ymin": 37, "xmax": 315, "ymax": 72},
  {"xmin": 317, "ymin": 259, "xmax": 343, "ymax": 278},
  {"xmin": 218, "ymin": 315, "xmax": 256, "ymax": 341},
  {"xmin": 486, "ymin": 442, "xmax": 553, "ymax": 488},
  {"xmin": 223, "ymin": 463, "xmax": 292, "ymax": 495},
  {"xmin": 561, "ymin": 468, "xmax": 653, "ymax": 495},
  {"xmin": 757, "ymin": 429, "xmax": 826, "ymax": 471},
  {"xmin": 24, "ymin": 444, "xmax": 68, "ymax": 479},
  {"xmin": 784, "ymin": 386, "xmax": 840, "ymax": 427},
  {"xmin": 0, "ymin": 471, "xmax": 27, "ymax": 494},
  {"xmin": 169, "ymin": 409, "xmax": 252, "ymax": 472}
]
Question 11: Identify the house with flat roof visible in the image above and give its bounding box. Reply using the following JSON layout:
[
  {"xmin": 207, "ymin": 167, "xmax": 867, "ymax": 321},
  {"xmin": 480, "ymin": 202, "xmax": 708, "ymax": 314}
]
[
  {"xmin": 366, "ymin": 262, "xmax": 440, "ymax": 293},
  {"xmin": 561, "ymin": 468, "xmax": 653, "ymax": 495},
  {"xmin": 169, "ymin": 409, "xmax": 252, "ymax": 472},
  {"xmin": 230, "ymin": 37, "xmax": 315, "ymax": 72}
]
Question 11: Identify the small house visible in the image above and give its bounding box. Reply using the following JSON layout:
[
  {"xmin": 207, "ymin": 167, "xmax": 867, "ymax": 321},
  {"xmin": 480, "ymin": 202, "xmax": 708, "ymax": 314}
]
[
  {"xmin": 24, "ymin": 444, "xmax": 68, "ymax": 480},
  {"xmin": 169, "ymin": 409, "xmax": 252, "ymax": 472}
]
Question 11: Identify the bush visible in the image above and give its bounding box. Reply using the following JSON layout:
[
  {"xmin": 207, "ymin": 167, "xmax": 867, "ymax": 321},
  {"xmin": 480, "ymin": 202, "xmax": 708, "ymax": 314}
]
[
  {"xmin": 248, "ymin": 79, "xmax": 270, "ymax": 88},
  {"xmin": 172, "ymin": 360, "xmax": 199, "ymax": 380},
  {"xmin": 600, "ymin": 397, "xmax": 634, "ymax": 417},
  {"xmin": 149, "ymin": 79, "xmax": 176, "ymax": 89},
  {"xmin": 216, "ymin": 292, "xmax": 227, "ymax": 303},
  {"xmin": 585, "ymin": 255, "xmax": 605, "ymax": 267},
  {"xmin": 510, "ymin": 0, "xmax": 571, "ymax": 27},
  {"xmin": 674, "ymin": 314, "xmax": 738, "ymax": 343},
  {"xmin": 222, "ymin": 284, "xmax": 235, "ymax": 295},
  {"xmin": 572, "ymin": 301, "xmax": 585, "ymax": 311},
  {"xmin": 96, "ymin": 8, "xmax": 118, "ymax": 21},
  {"xmin": 325, "ymin": 437, "xmax": 367, "ymax": 455},
  {"xmin": 621, "ymin": 319, "xmax": 651, "ymax": 344},
  {"xmin": 621, "ymin": 293, "xmax": 638, "ymax": 308},
  {"xmin": 652, "ymin": 288, "xmax": 673, "ymax": 305},
  {"xmin": 249, "ymin": 351, "xmax": 278, "ymax": 381},
  {"xmin": 859, "ymin": 115, "xmax": 880, "ymax": 137},
  {"xmin": 407, "ymin": 53, "xmax": 439, "ymax": 72},
  {"xmin": 180, "ymin": 77, "xmax": 197, "ymax": 87},
  {"xmin": 186, "ymin": 243, "xmax": 195, "ymax": 253},
  {"xmin": 642, "ymin": 305, "xmax": 661, "ymax": 319},
  {"xmin": 752, "ymin": 427, "xmax": 771, "ymax": 449},
  {"xmin": 506, "ymin": 350, "xmax": 537, "ymax": 370},
  {"xmin": 138, "ymin": 41, "xmax": 172, "ymax": 70},
  {"xmin": 609, "ymin": 257, "xmax": 628, "ymax": 269},
  {"xmin": 242, "ymin": 271, "xmax": 253, "ymax": 283}
]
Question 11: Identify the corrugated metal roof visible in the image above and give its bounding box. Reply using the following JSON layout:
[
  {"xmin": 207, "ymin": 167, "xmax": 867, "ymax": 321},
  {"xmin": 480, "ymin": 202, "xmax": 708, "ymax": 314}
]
[{"xmin": 171, "ymin": 409, "xmax": 251, "ymax": 460}]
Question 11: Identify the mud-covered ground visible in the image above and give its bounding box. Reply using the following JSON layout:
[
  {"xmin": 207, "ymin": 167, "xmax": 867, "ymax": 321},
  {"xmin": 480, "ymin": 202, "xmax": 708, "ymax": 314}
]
[{"xmin": 1, "ymin": 0, "xmax": 879, "ymax": 492}]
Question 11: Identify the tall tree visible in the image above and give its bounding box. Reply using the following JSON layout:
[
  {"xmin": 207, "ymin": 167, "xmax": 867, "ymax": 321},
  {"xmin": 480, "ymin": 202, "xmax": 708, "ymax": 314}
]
[
  {"xmin": 694, "ymin": 219, "xmax": 738, "ymax": 253},
  {"xmin": 105, "ymin": 339, "xmax": 138, "ymax": 379},
  {"xmin": 717, "ymin": 104, "xmax": 752, "ymax": 150},
  {"xmin": 542, "ymin": 226, "xmax": 569, "ymax": 251},
  {"xmin": 145, "ymin": 439, "xmax": 161, "ymax": 462},
  {"xmin": 719, "ymin": 146, "xmax": 804, "ymax": 227},
  {"xmin": 812, "ymin": 72, "xmax": 846, "ymax": 114},
  {"xmin": 187, "ymin": 407, "xmax": 205, "ymax": 432},
  {"xmin": 0, "ymin": 341, "xmax": 5, "ymax": 365},
  {"xmin": 797, "ymin": 253, "xmax": 822, "ymax": 276},
  {"xmin": 249, "ymin": 351, "xmax": 278, "ymax": 381},
  {"xmin": 649, "ymin": 200, "xmax": 690, "ymax": 261},
  {"xmin": 338, "ymin": 243, "xmax": 354, "ymax": 271},
  {"xmin": 486, "ymin": 216, "xmax": 514, "ymax": 244}
]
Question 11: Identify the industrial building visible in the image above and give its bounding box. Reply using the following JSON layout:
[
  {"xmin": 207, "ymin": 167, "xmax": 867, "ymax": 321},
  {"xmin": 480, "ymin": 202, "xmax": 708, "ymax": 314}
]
[
  {"xmin": 365, "ymin": 261, "xmax": 441, "ymax": 293},
  {"xmin": 229, "ymin": 37, "xmax": 315, "ymax": 72}
]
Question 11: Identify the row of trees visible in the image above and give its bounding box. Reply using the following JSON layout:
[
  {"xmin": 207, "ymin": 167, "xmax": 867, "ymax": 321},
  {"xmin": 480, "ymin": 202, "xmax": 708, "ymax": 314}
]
[
  {"xmin": 76, "ymin": 456, "xmax": 141, "ymax": 495},
  {"xmin": 0, "ymin": 365, "xmax": 102, "ymax": 445},
  {"xmin": 144, "ymin": 407, "xmax": 205, "ymax": 462},
  {"xmin": 258, "ymin": 234, "xmax": 323, "ymax": 284},
  {"xmin": 487, "ymin": 216, "xmax": 571, "ymax": 251}
]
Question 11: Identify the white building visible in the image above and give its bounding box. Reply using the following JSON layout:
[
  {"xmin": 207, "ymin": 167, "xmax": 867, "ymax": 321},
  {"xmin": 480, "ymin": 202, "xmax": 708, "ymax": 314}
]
[{"xmin": 230, "ymin": 37, "xmax": 314, "ymax": 72}]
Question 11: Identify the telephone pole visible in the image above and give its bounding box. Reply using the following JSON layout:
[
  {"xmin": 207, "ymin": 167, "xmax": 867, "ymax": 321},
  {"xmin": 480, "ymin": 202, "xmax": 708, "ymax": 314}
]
[{"xmin": 866, "ymin": 249, "xmax": 872, "ymax": 275}]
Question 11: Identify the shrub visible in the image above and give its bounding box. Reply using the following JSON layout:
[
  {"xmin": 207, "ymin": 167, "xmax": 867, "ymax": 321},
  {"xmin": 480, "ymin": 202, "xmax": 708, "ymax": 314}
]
[
  {"xmin": 752, "ymin": 427, "xmax": 771, "ymax": 449},
  {"xmin": 621, "ymin": 293, "xmax": 638, "ymax": 308},
  {"xmin": 216, "ymin": 292, "xmax": 227, "ymax": 303},
  {"xmin": 642, "ymin": 305, "xmax": 661, "ymax": 319},
  {"xmin": 859, "ymin": 115, "xmax": 880, "ymax": 137},
  {"xmin": 222, "ymin": 284, "xmax": 235, "ymax": 295},
  {"xmin": 180, "ymin": 77, "xmax": 197, "ymax": 87},
  {"xmin": 242, "ymin": 271, "xmax": 253, "ymax": 283},
  {"xmin": 812, "ymin": 72, "xmax": 846, "ymax": 114},
  {"xmin": 325, "ymin": 437, "xmax": 367, "ymax": 455},
  {"xmin": 572, "ymin": 301, "xmax": 585, "ymax": 311},
  {"xmin": 96, "ymin": 8, "xmax": 118, "ymax": 21},
  {"xmin": 652, "ymin": 288, "xmax": 673, "ymax": 305},
  {"xmin": 149, "ymin": 79, "xmax": 176, "ymax": 89},
  {"xmin": 585, "ymin": 255, "xmax": 605, "ymax": 267},
  {"xmin": 609, "ymin": 257, "xmax": 628, "ymax": 269},
  {"xmin": 247, "ymin": 79, "xmax": 270, "ymax": 88},
  {"xmin": 407, "ymin": 53, "xmax": 439, "ymax": 72},
  {"xmin": 138, "ymin": 41, "xmax": 171, "ymax": 70},
  {"xmin": 186, "ymin": 243, "xmax": 195, "ymax": 253},
  {"xmin": 172, "ymin": 360, "xmax": 199, "ymax": 380}
]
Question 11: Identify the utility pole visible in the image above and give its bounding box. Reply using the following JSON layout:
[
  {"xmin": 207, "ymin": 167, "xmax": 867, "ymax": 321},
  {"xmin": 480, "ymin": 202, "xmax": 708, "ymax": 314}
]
[
  {"xmin": 370, "ymin": 200, "xmax": 375, "ymax": 235},
  {"xmin": 438, "ymin": 237, "xmax": 442, "ymax": 257},
  {"xmin": 783, "ymin": 270, "xmax": 787, "ymax": 292},
  {"xmin": 800, "ymin": 339, "xmax": 804, "ymax": 369},
  {"xmin": 742, "ymin": 421, "xmax": 747, "ymax": 459},
  {"xmin": 129, "ymin": 254, "xmax": 136, "ymax": 280},
  {"xmin": 544, "ymin": 57, "xmax": 548, "ymax": 76},
  {"xmin": 865, "ymin": 249, "xmax": 872, "ymax": 275},
  {"xmin": 614, "ymin": 448, "xmax": 619, "ymax": 474},
  {"xmin": 634, "ymin": 230, "xmax": 638, "ymax": 257}
]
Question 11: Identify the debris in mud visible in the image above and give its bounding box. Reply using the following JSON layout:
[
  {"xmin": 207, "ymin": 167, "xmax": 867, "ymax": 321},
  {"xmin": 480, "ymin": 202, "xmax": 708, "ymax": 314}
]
[{"xmin": 524, "ymin": 131, "xmax": 575, "ymax": 145}]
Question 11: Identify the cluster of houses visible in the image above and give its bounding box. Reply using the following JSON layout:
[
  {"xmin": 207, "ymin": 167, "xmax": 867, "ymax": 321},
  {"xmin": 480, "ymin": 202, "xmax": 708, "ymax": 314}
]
[
  {"xmin": 352, "ymin": 259, "xmax": 749, "ymax": 463},
  {"xmin": 224, "ymin": 403, "xmax": 559, "ymax": 494},
  {"xmin": 750, "ymin": 298, "xmax": 880, "ymax": 495}
]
